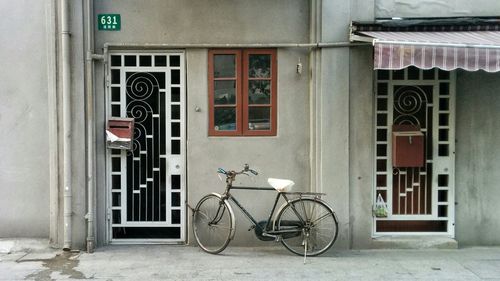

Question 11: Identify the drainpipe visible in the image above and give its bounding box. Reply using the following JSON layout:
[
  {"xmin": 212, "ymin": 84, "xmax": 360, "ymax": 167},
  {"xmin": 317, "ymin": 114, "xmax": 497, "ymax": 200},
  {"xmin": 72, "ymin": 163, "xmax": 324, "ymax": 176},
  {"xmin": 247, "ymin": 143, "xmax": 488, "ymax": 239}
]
[
  {"xmin": 84, "ymin": 0, "xmax": 104, "ymax": 253},
  {"xmin": 84, "ymin": 0, "xmax": 94, "ymax": 253},
  {"xmin": 309, "ymin": 0, "xmax": 322, "ymax": 193},
  {"xmin": 60, "ymin": 0, "xmax": 72, "ymax": 251}
]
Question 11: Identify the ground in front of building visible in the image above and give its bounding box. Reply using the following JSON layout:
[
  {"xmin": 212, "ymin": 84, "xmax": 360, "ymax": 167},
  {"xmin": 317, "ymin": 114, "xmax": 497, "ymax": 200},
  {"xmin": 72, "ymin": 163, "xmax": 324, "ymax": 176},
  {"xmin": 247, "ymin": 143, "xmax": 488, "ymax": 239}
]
[{"xmin": 1, "ymin": 241, "xmax": 500, "ymax": 280}]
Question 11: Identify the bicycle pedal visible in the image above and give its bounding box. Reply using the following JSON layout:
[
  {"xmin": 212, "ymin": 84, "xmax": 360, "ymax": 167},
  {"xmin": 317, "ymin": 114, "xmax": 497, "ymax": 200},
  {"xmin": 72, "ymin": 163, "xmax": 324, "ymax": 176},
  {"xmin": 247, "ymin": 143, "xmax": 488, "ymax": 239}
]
[{"xmin": 248, "ymin": 225, "xmax": 255, "ymax": 231}]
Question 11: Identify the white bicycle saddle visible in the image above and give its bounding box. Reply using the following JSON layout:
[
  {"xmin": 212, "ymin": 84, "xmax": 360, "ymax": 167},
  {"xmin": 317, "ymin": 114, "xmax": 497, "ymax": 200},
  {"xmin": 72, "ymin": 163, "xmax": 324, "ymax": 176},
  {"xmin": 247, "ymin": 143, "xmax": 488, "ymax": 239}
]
[{"xmin": 267, "ymin": 178, "xmax": 295, "ymax": 192}]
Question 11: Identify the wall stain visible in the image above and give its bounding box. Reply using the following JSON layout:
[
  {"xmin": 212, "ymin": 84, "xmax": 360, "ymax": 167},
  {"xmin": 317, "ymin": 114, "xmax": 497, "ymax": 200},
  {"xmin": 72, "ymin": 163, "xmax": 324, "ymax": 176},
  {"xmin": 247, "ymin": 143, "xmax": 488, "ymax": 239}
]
[{"xmin": 19, "ymin": 251, "xmax": 91, "ymax": 280}]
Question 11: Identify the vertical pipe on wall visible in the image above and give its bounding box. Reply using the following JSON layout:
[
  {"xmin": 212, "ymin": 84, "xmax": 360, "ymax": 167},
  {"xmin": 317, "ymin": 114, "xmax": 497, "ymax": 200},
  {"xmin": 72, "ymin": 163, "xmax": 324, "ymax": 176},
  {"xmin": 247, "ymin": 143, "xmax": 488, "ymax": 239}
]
[
  {"xmin": 46, "ymin": 0, "xmax": 60, "ymax": 248},
  {"xmin": 60, "ymin": 0, "xmax": 72, "ymax": 251},
  {"xmin": 84, "ymin": 0, "xmax": 96, "ymax": 253},
  {"xmin": 309, "ymin": 0, "xmax": 317, "ymax": 193},
  {"xmin": 309, "ymin": 0, "xmax": 322, "ymax": 193}
]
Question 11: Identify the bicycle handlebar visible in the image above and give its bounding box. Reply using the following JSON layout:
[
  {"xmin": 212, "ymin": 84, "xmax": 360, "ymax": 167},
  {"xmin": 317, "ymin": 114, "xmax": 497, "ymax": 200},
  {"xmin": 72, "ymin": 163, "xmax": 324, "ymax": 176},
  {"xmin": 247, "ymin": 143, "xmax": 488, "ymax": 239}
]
[{"xmin": 217, "ymin": 164, "xmax": 259, "ymax": 177}]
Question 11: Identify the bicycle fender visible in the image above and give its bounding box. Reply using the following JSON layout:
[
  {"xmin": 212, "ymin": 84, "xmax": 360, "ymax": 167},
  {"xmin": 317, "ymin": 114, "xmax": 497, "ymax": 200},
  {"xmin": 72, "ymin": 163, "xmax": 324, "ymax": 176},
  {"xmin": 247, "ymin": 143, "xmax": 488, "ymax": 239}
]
[
  {"xmin": 207, "ymin": 192, "xmax": 237, "ymax": 241},
  {"xmin": 272, "ymin": 197, "xmax": 338, "ymax": 229}
]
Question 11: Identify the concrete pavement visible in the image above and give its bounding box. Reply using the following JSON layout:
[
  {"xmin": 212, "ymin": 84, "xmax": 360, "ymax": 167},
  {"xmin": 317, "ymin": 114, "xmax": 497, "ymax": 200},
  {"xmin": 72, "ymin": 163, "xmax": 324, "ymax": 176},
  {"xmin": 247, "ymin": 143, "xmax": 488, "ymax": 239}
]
[{"xmin": 1, "ymin": 241, "xmax": 500, "ymax": 280}]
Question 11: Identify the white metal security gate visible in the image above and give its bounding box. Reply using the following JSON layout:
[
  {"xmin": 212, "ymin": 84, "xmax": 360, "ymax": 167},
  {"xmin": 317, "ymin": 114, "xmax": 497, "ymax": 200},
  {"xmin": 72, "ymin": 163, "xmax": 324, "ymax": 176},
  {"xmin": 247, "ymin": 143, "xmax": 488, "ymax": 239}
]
[
  {"xmin": 106, "ymin": 51, "xmax": 185, "ymax": 243},
  {"xmin": 374, "ymin": 67, "xmax": 455, "ymax": 236}
]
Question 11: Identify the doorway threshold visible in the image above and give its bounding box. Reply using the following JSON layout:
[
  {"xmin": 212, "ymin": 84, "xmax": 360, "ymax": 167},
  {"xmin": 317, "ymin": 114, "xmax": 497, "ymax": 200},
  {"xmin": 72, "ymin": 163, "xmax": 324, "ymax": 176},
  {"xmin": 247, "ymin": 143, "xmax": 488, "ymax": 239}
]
[{"xmin": 372, "ymin": 235, "xmax": 458, "ymax": 249}]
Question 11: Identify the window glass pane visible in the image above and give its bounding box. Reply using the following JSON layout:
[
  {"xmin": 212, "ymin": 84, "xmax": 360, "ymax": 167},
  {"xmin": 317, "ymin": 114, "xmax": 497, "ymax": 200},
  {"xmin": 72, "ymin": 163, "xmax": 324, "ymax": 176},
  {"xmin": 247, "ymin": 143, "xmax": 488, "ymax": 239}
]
[
  {"xmin": 111, "ymin": 105, "xmax": 120, "ymax": 117},
  {"xmin": 112, "ymin": 157, "xmax": 121, "ymax": 172},
  {"xmin": 377, "ymin": 83, "xmax": 388, "ymax": 96},
  {"xmin": 377, "ymin": 70, "xmax": 389, "ymax": 80},
  {"xmin": 172, "ymin": 210, "xmax": 180, "ymax": 224},
  {"xmin": 377, "ymin": 159, "xmax": 386, "ymax": 171},
  {"xmin": 155, "ymin": 56, "xmax": 167, "ymax": 67},
  {"xmin": 377, "ymin": 129, "xmax": 387, "ymax": 141},
  {"xmin": 248, "ymin": 80, "xmax": 270, "ymax": 104},
  {"xmin": 214, "ymin": 107, "xmax": 236, "ymax": 131},
  {"xmin": 111, "ymin": 55, "xmax": 121, "ymax": 66},
  {"xmin": 407, "ymin": 66, "xmax": 420, "ymax": 80},
  {"xmin": 124, "ymin": 55, "xmax": 136, "ymax": 66},
  {"xmin": 423, "ymin": 68, "xmax": 435, "ymax": 80},
  {"xmin": 214, "ymin": 55, "xmax": 235, "ymax": 78},
  {"xmin": 439, "ymin": 129, "xmax": 449, "ymax": 141},
  {"xmin": 111, "ymin": 87, "xmax": 121, "ymax": 102},
  {"xmin": 377, "ymin": 114, "xmax": 387, "ymax": 126},
  {"xmin": 171, "ymin": 192, "xmax": 180, "ymax": 207},
  {"xmin": 214, "ymin": 80, "xmax": 236, "ymax": 104},
  {"xmin": 377, "ymin": 98, "xmax": 387, "ymax": 111},
  {"xmin": 171, "ymin": 69, "xmax": 180, "ymax": 84},
  {"xmin": 171, "ymin": 140, "xmax": 180, "ymax": 154},
  {"xmin": 111, "ymin": 69, "xmax": 120, "ymax": 84},
  {"xmin": 170, "ymin": 55, "xmax": 180, "ymax": 67},
  {"xmin": 112, "ymin": 175, "xmax": 121, "ymax": 189},
  {"xmin": 171, "ymin": 105, "xmax": 180, "ymax": 120},
  {"xmin": 171, "ymin": 122, "xmax": 180, "ymax": 137},
  {"xmin": 248, "ymin": 107, "xmax": 270, "ymax": 130},
  {"xmin": 439, "ymin": 98, "xmax": 449, "ymax": 110},
  {"xmin": 392, "ymin": 69, "xmax": 404, "ymax": 80},
  {"xmin": 440, "ymin": 83, "xmax": 449, "ymax": 96},
  {"xmin": 249, "ymin": 55, "xmax": 271, "ymax": 78},
  {"xmin": 171, "ymin": 175, "xmax": 180, "ymax": 190},
  {"xmin": 171, "ymin": 87, "xmax": 180, "ymax": 102},
  {"xmin": 139, "ymin": 55, "xmax": 152, "ymax": 67},
  {"xmin": 438, "ymin": 69, "xmax": 450, "ymax": 80},
  {"xmin": 112, "ymin": 193, "xmax": 121, "ymax": 207}
]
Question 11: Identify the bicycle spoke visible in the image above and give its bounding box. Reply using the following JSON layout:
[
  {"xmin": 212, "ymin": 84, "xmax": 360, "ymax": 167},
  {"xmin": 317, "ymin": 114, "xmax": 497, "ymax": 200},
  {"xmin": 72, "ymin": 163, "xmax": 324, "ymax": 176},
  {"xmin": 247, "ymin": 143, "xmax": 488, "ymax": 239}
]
[
  {"xmin": 311, "ymin": 212, "xmax": 333, "ymax": 225},
  {"xmin": 278, "ymin": 198, "xmax": 338, "ymax": 257},
  {"xmin": 196, "ymin": 210, "xmax": 211, "ymax": 221},
  {"xmin": 193, "ymin": 194, "xmax": 234, "ymax": 254},
  {"xmin": 300, "ymin": 199, "xmax": 308, "ymax": 221}
]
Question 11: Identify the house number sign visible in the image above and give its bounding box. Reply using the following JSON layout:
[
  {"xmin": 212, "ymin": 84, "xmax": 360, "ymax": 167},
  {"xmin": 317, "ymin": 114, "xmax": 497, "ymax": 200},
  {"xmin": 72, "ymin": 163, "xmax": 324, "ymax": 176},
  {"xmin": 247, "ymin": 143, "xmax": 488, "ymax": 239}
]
[{"xmin": 98, "ymin": 14, "xmax": 121, "ymax": 31}]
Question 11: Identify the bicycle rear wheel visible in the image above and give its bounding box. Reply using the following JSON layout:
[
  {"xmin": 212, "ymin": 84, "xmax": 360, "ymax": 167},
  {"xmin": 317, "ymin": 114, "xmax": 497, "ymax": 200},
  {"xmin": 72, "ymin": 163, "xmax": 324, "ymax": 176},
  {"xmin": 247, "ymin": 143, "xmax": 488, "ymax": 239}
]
[
  {"xmin": 192, "ymin": 194, "xmax": 235, "ymax": 254},
  {"xmin": 276, "ymin": 198, "xmax": 338, "ymax": 256}
]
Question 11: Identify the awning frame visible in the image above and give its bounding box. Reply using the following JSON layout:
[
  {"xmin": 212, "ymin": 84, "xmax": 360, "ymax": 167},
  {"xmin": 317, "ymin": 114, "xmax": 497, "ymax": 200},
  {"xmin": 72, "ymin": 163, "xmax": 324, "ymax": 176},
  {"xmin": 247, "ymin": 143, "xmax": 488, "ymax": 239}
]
[
  {"xmin": 350, "ymin": 34, "xmax": 500, "ymax": 50},
  {"xmin": 349, "ymin": 18, "xmax": 500, "ymax": 72}
]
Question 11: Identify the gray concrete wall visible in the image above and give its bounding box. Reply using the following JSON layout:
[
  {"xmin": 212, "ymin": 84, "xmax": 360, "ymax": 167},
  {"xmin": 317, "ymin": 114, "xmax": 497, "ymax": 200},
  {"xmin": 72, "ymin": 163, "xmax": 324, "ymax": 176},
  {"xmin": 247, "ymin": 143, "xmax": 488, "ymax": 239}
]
[
  {"xmin": 94, "ymin": 0, "xmax": 309, "ymax": 46},
  {"xmin": 455, "ymin": 71, "xmax": 500, "ymax": 246},
  {"xmin": 314, "ymin": 0, "xmax": 375, "ymax": 249},
  {"xmin": 67, "ymin": 0, "xmax": 88, "ymax": 250},
  {"xmin": 313, "ymin": 0, "xmax": 352, "ymax": 249},
  {"xmin": 92, "ymin": 0, "xmax": 311, "ymax": 246},
  {"xmin": 348, "ymin": 0, "xmax": 376, "ymax": 249},
  {"xmin": 186, "ymin": 48, "xmax": 310, "ymax": 246},
  {"xmin": 376, "ymin": 0, "xmax": 500, "ymax": 18},
  {"xmin": 348, "ymin": 46, "xmax": 375, "ymax": 249},
  {"xmin": 0, "ymin": 1, "xmax": 51, "ymax": 238}
]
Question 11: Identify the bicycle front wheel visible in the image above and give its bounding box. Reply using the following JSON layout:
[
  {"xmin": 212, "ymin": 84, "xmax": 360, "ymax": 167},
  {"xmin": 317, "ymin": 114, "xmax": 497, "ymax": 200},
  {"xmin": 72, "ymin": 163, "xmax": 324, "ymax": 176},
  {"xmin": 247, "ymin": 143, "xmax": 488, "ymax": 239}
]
[
  {"xmin": 192, "ymin": 194, "xmax": 235, "ymax": 254},
  {"xmin": 276, "ymin": 198, "xmax": 338, "ymax": 256}
]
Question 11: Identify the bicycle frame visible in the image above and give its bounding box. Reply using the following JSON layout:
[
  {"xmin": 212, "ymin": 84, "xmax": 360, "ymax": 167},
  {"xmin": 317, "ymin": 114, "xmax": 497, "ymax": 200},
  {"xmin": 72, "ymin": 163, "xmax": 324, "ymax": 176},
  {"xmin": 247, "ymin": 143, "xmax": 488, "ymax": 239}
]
[
  {"xmin": 193, "ymin": 167, "xmax": 338, "ymax": 257},
  {"xmin": 223, "ymin": 185, "xmax": 318, "ymax": 239}
]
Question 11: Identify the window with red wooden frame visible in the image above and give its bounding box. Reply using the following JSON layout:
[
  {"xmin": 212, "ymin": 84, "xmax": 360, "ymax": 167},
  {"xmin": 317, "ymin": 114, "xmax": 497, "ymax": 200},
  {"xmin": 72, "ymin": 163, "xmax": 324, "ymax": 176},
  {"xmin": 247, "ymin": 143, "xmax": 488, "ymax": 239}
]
[{"xmin": 208, "ymin": 49, "xmax": 277, "ymax": 136}]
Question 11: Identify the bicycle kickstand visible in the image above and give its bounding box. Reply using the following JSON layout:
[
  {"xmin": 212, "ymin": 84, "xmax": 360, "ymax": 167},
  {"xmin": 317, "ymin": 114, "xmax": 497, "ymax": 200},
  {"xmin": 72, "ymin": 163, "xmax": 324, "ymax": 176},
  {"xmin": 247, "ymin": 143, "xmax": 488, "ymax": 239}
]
[{"xmin": 303, "ymin": 238, "xmax": 307, "ymax": 264}]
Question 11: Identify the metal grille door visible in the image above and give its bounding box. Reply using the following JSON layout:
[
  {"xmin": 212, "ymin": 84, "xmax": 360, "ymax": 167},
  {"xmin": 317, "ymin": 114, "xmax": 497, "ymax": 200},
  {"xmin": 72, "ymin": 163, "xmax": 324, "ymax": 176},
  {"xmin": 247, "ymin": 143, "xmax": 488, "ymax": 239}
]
[
  {"xmin": 107, "ymin": 52, "xmax": 185, "ymax": 242},
  {"xmin": 374, "ymin": 67, "xmax": 455, "ymax": 235}
]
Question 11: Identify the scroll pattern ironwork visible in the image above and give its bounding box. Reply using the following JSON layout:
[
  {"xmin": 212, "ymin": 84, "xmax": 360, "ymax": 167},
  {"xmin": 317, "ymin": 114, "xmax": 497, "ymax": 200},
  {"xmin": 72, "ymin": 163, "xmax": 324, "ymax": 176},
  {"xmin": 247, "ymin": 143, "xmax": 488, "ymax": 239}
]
[
  {"xmin": 392, "ymin": 85, "xmax": 432, "ymax": 215},
  {"xmin": 125, "ymin": 72, "xmax": 165, "ymax": 222}
]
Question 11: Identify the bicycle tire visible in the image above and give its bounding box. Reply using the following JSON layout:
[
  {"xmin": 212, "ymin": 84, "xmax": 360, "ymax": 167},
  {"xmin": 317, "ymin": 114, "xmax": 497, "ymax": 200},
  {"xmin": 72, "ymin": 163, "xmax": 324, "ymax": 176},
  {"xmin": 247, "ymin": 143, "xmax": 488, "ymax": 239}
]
[
  {"xmin": 276, "ymin": 198, "xmax": 338, "ymax": 256},
  {"xmin": 192, "ymin": 193, "xmax": 235, "ymax": 254}
]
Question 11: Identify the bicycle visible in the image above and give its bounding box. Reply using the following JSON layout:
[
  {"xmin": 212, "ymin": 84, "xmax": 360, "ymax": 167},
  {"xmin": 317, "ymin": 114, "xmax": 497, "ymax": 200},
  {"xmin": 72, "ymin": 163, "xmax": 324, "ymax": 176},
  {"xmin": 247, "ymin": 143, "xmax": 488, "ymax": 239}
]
[{"xmin": 192, "ymin": 164, "xmax": 339, "ymax": 259}]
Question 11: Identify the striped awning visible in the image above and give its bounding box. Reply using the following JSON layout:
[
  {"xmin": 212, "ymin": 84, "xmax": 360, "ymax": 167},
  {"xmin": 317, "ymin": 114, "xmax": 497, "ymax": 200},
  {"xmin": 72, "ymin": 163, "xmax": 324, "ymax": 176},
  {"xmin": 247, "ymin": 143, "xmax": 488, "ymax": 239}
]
[{"xmin": 357, "ymin": 31, "xmax": 500, "ymax": 72}]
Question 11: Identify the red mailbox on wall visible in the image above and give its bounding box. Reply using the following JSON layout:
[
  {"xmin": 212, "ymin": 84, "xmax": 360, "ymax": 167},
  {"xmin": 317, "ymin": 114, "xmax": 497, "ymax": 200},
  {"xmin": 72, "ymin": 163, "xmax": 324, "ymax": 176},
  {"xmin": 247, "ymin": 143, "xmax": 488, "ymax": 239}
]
[
  {"xmin": 392, "ymin": 125, "xmax": 424, "ymax": 168},
  {"xmin": 106, "ymin": 117, "xmax": 135, "ymax": 150}
]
